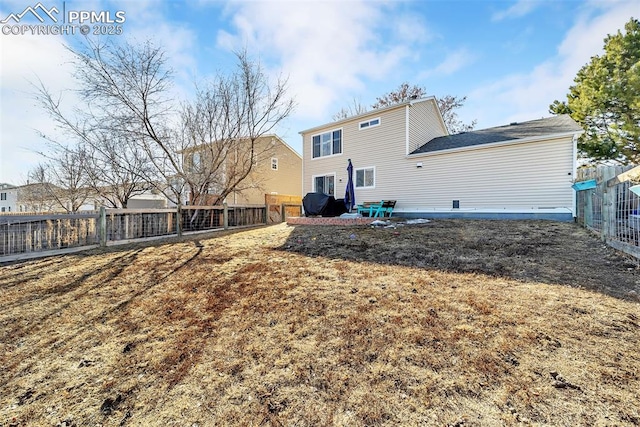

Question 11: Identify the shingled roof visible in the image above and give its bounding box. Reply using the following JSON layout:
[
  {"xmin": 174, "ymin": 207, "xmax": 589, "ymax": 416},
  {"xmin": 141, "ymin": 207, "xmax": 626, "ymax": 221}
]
[{"xmin": 411, "ymin": 114, "xmax": 583, "ymax": 155}]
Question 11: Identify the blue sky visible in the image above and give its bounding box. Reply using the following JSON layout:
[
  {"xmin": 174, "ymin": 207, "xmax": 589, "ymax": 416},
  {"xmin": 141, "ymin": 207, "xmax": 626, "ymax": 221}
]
[{"xmin": 0, "ymin": 0, "xmax": 637, "ymax": 183}]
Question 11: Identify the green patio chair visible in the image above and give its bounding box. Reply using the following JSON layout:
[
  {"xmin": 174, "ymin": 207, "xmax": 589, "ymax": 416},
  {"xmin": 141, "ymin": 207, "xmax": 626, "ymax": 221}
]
[
  {"xmin": 373, "ymin": 200, "xmax": 396, "ymax": 217},
  {"xmin": 357, "ymin": 202, "xmax": 381, "ymax": 217}
]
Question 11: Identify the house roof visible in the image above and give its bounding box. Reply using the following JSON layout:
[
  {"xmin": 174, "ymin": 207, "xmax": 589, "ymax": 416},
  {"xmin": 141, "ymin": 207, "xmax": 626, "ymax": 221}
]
[
  {"xmin": 181, "ymin": 134, "xmax": 302, "ymax": 159},
  {"xmin": 411, "ymin": 114, "xmax": 583, "ymax": 155}
]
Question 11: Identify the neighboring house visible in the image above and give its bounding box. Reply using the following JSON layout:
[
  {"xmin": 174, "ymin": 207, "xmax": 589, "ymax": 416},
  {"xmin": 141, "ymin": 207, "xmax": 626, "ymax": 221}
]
[
  {"xmin": 127, "ymin": 192, "xmax": 169, "ymax": 209},
  {"xmin": 300, "ymin": 97, "xmax": 583, "ymax": 221},
  {"xmin": 185, "ymin": 134, "xmax": 302, "ymax": 205},
  {"xmin": 16, "ymin": 183, "xmax": 95, "ymax": 212},
  {"xmin": 0, "ymin": 183, "xmax": 18, "ymax": 213}
]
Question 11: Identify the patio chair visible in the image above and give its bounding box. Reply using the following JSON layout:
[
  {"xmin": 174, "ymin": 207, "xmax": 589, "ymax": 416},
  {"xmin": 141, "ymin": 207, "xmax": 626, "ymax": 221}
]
[
  {"xmin": 357, "ymin": 201, "xmax": 381, "ymax": 217},
  {"xmin": 373, "ymin": 200, "xmax": 396, "ymax": 217}
]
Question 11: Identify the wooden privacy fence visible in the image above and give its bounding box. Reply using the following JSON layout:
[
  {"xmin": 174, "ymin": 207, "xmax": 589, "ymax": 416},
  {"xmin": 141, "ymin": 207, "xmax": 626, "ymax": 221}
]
[
  {"xmin": 0, "ymin": 204, "xmax": 267, "ymax": 259},
  {"xmin": 265, "ymin": 194, "xmax": 303, "ymax": 224},
  {"xmin": 574, "ymin": 165, "xmax": 640, "ymax": 258}
]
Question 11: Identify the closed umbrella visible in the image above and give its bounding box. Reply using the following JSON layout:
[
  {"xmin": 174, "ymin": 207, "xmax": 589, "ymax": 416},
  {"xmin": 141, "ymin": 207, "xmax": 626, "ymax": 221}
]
[{"xmin": 344, "ymin": 159, "xmax": 356, "ymax": 212}]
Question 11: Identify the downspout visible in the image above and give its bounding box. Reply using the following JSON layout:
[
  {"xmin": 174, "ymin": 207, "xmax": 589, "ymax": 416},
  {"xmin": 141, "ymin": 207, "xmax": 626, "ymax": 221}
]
[
  {"xmin": 405, "ymin": 104, "xmax": 410, "ymax": 156},
  {"xmin": 572, "ymin": 133, "xmax": 578, "ymax": 218},
  {"xmin": 301, "ymin": 134, "xmax": 305, "ymax": 198}
]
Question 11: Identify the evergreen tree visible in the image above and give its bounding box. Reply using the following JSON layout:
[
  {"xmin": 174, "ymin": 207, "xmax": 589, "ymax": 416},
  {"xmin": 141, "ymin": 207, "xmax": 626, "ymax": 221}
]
[{"xmin": 550, "ymin": 18, "xmax": 640, "ymax": 164}]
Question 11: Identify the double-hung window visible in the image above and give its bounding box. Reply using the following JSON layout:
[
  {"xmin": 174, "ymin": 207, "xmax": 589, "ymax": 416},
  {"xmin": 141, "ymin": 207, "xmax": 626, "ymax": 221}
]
[
  {"xmin": 312, "ymin": 129, "xmax": 342, "ymax": 158},
  {"xmin": 355, "ymin": 167, "xmax": 375, "ymax": 189}
]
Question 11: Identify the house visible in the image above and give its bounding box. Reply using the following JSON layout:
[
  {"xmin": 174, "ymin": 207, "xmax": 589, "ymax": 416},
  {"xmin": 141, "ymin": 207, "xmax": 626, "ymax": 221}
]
[
  {"xmin": 300, "ymin": 97, "xmax": 583, "ymax": 221},
  {"xmin": 184, "ymin": 134, "xmax": 302, "ymax": 205},
  {"xmin": 14, "ymin": 182, "xmax": 97, "ymax": 212},
  {"xmin": 0, "ymin": 183, "xmax": 18, "ymax": 213}
]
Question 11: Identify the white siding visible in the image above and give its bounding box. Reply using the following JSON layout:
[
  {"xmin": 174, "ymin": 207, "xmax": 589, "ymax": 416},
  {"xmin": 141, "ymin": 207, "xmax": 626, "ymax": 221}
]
[
  {"xmin": 399, "ymin": 136, "xmax": 575, "ymax": 211},
  {"xmin": 302, "ymin": 98, "xmax": 447, "ymax": 200},
  {"xmin": 303, "ymin": 106, "xmax": 408, "ymax": 199},
  {"xmin": 408, "ymin": 100, "xmax": 448, "ymax": 154},
  {"xmin": 302, "ymin": 99, "xmax": 575, "ymax": 214}
]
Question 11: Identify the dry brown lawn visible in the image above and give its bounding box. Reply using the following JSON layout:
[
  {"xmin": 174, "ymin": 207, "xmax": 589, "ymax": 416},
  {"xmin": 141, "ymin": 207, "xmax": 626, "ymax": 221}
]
[{"xmin": 1, "ymin": 219, "xmax": 639, "ymax": 426}]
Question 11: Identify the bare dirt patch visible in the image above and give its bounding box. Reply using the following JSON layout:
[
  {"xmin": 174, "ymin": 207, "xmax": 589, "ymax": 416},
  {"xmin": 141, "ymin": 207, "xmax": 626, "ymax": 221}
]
[{"xmin": 1, "ymin": 220, "xmax": 639, "ymax": 426}]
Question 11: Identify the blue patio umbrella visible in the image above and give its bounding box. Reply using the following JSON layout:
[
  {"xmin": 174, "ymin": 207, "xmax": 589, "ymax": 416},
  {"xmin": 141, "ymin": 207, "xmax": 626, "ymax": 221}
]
[{"xmin": 344, "ymin": 159, "xmax": 356, "ymax": 211}]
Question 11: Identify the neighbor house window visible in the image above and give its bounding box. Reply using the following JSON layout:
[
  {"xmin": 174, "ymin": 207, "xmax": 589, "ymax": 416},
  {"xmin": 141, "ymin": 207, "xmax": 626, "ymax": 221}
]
[
  {"xmin": 0, "ymin": 193, "xmax": 6, "ymax": 200},
  {"xmin": 313, "ymin": 174, "xmax": 335, "ymax": 196},
  {"xmin": 271, "ymin": 158, "xmax": 278, "ymax": 170},
  {"xmin": 189, "ymin": 152, "xmax": 201, "ymax": 172},
  {"xmin": 359, "ymin": 118, "xmax": 380, "ymax": 130},
  {"xmin": 312, "ymin": 129, "xmax": 342, "ymax": 158},
  {"xmin": 355, "ymin": 167, "xmax": 375, "ymax": 188}
]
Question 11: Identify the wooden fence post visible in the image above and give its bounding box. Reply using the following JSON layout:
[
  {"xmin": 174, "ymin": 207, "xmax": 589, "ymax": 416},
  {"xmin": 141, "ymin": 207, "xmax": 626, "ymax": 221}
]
[
  {"xmin": 223, "ymin": 202, "xmax": 229, "ymax": 230},
  {"xmin": 99, "ymin": 207, "xmax": 107, "ymax": 247},
  {"xmin": 601, "ymin": 167, "xmax": 617, "ymax": 242}
]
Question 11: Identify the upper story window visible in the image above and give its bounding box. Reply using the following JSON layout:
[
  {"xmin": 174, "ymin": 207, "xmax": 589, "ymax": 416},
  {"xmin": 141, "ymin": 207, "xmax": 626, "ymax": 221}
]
[
  {"xmin": 192, "ymin": 152, "xmax": 201, "ymax": 167},
  {"xmin": 359, "ymin": 118, "xmax": 380, "ymax": 130},
  {"xmin": 271, "ymin": 158, "xmax": 278, "ymax": 170},
  {"xmin": 0, "ymin": 192, "xmax": 6, "ymax": 201},
  {"xmin": 312, "ymin": 129, "xmax": 342, "ymax": 158}
]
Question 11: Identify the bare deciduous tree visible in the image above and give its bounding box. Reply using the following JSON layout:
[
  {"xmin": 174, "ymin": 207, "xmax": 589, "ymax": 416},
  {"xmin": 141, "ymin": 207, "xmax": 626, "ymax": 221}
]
[
  {"xmin": 335, "ymin": 82, "xmax": 476, "ymax": 134},
  {"xmin": 177, "ymin": 56, "xmax": 294, "ymax": 206},
  {"xmin": 28, "ymin": 145, "xmax": 93, "ymax": 212},
  {"xmin": 332, "ymin": 97, "xmax": 369, "ymax": 121},
  {"xmin": 33, "ymin": 39, "xmax": 294, "ymax": 210},
  {"xmin": 32, "ymin": 58, "xmax": 159, "ymax": 208},
  {"xmin": 436, "ymin": 94, "xmax": 477, "ymax": 134}
]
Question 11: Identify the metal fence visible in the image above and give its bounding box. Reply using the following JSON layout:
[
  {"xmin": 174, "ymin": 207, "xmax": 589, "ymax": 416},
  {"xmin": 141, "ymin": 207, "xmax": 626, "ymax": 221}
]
[
  {"xmin": 575, "ymin": 165, "xmax": 640, "ymax": 258},
  {"xmin": 0, "ymin": 213, "xmax": 99, "ymax": 256},
  {"xmin": 0, "ymin": 204, "xmax": 268, "ymax": 259},
  {"xmin": 105, "ymin": 209, "xmax": 179, "ymax": 243}
]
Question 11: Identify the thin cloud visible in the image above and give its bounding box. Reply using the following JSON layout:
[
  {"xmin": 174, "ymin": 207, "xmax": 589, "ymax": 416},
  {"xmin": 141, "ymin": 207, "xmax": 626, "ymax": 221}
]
[
  {"xmin": 0, "ymin": 34, "xmax": 78, "ymax": 183},
  {"xmin": 216, "ymin": 1, "xmax": 427, "ymax": 121},
  {"xmin": 419, "ymin": 49, "xmax": 476, "ymax": 79},
  {"xmin": 0, "ymin": 1, "xmax": 199, "ymax": 183},
  {"xmin": 492, "ymin": 0, "xmax": 539, "ymax": 22},
  {"xmin": 467, "ymin": 1, "xmax": 636, "ymax": 128}
]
